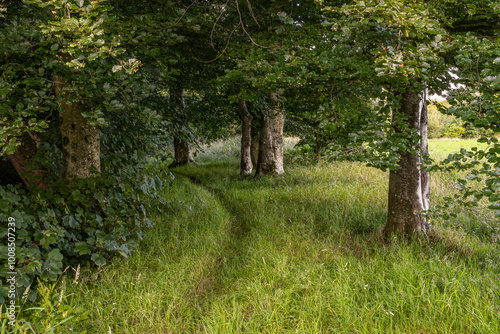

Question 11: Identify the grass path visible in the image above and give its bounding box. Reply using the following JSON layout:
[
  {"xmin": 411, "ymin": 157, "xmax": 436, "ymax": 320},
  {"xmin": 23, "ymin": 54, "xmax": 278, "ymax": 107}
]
[
  {"xmin": 66, "ymin": 176, "xmax": 234, "ymax": 333},
  {"xmin": 63, "ymin": 145, "xmax": 499, "ymax": 333}
]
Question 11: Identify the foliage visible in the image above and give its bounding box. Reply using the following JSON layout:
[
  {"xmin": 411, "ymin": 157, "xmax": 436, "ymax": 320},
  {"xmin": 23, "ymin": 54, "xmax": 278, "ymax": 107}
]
[
  {"xmin": 0, "ymin": 0, "xmax": 142, "ymax": 157},
  {"xmin": 0, "ymin": 0, "xmax": 175, "ymax": 306},
  {"xmin": 429, "ymin": 2, "xmax": 500, "ymax": 219},
  {"xmin": 0, "ymin": 159, "xmax": 170, "ymax": 304},
  {"xmin": 430, "ymin": 137, "xmax": 500, "ymax": 220},
  {"xmin": 443, "ymin": 121, "xmax": 467, "ymax": 138}
]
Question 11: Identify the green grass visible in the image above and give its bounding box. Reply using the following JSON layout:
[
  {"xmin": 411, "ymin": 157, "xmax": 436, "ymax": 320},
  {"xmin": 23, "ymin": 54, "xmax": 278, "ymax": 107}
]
[
  {"xmin": 35, "ymin": 138, "xmax": 500, "ymax": 333},
  {"xmin": 428, "ymin": 138, "xmax": 489, "ymax": 161}
]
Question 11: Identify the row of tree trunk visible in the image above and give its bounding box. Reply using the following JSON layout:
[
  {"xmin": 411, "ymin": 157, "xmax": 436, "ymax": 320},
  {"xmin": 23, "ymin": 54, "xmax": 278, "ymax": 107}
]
[
  {"xmin": 236, "ymin": 89, "xmax": 430, "ymax": 236},
  {"xmin": 6, "ymin": 82, "xmax": 429, "ymax": 237},
  {"xmin": 238, "ymin": 91, "xmax": 286, "ymax": 177},
  {"xmin": 169, "ymin": 89, "xmax": 287, "ymax": 177}
]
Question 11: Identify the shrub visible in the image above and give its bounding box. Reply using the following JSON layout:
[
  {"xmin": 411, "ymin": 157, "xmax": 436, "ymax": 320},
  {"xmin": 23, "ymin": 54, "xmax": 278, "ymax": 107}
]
[
  {"xmin": 0, "ymin": 161, "xmax": 171, "ymax": 303},
  {"xmin": 443, "ymin": 122, "xmax": 467, "ymax": 138}
]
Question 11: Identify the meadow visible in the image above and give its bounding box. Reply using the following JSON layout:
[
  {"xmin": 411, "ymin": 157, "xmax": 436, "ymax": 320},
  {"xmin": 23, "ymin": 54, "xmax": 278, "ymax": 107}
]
[{"xmin": 15, "ymin": 138, "xmax": 500, "ymax": 333}]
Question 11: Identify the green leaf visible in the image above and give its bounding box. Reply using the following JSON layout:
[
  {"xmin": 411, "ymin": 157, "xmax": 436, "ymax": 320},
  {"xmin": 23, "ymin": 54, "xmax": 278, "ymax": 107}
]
[
  {"xmin": 48, "ymin": 249, "xmax": 63, "ymax": 262},
  {"xmin": 0, "ymin": 199, "xmax": 10, "ymax": 212},
  {"xmin": 40, "ymin": 233, "xmax": 56, "ymax": 248},
  {"xmin": 63, "ymin": 215, "xmax": 79, "ymax": 228},
  {"xmin": 465, "ymin": 173, "xmax": 477, "ymax": 181},
  {"xmin": 74, "ymin": 242, "xmax": 91, "ymax": 255},
  {"xmin": 91, "ymin": 253, "xmax": 106, "ymax": 266},
  {"xmin": 42, "ymin": 261, "xmax": 62, "ymax": 281}
]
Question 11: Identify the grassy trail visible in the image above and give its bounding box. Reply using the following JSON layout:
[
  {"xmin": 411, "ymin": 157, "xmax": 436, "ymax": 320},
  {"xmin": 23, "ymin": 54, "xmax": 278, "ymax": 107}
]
[{"xmin": 61, "ymin": 139, "xmax": 499, "ymax": 333}]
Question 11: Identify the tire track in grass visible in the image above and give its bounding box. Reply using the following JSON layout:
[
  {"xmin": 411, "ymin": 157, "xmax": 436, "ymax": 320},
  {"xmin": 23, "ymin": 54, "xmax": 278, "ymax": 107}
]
[{"xmin": 170, "ymin": 170, "xmax": 256, "ymax": 319}]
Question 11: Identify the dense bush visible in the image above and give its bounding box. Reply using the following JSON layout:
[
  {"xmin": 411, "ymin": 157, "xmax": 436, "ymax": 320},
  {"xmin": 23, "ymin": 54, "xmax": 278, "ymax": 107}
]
[
  {"xmin": 0, "ymin": 46, "xmax": 176, "ymax": 302},
  {"xmin": 443, "ymin": 121, "xmax": 467, "ymax": 138},
  {"xmin": 0, "ymin": 162, "xmax": 170, "ymax": 303}
]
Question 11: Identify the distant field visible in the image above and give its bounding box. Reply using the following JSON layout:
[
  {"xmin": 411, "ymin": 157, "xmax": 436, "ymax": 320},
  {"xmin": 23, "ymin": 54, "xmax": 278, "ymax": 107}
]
[
  {"xmin": 196, "ymin": 136, "xmax": 491, "ymax": 162},
  {"xmin": 428, "ymin": 138, "xmax": 490, "ymax": 161}
]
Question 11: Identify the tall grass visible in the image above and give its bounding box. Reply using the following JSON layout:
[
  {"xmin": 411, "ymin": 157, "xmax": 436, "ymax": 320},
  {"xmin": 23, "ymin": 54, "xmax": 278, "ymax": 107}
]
[{"xmin": 25, "ymin": 137, "xmax": 500, "ymax": 333}]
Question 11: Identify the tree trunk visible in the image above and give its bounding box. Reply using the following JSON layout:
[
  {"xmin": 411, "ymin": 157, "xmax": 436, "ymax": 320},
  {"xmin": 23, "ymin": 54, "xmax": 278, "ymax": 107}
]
[
  {"xmin": 169, "ymin": 86, "xmax": 193, "ymax": 168},
  {"xmin": 251, "ymin": 124, "xmax": 260, "ymax": 167},
  {"xmin": 385, "ymin": 89, "xmax": 430, "ymax": 236},
  {"xmin": 6, "ymin": 132, "xmax": 47, "ymax": 189},
  {"xmin": 256, "ymin": 91, "xmax": 286, "ymax": 176},
  {"xmin": 238, "ymin": 100, "xmax": 253, "ymax": 176},
  {"xmin": 54, "ymin": 77, "xmax": 100, "ymax": 180},
  {"xmin": 314, "ymin": 137, "xmax": 325, "ymax": 159},
  {"xmin": 170, "ymin": 137, "xmax": 193, "ymax": 167}
]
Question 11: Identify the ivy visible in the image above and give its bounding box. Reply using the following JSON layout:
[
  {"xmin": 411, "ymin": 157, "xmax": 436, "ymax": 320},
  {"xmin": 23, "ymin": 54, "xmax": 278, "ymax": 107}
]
[{"xmin": 0, "ymin": 161, "xmax": 172, "ymax": 303}]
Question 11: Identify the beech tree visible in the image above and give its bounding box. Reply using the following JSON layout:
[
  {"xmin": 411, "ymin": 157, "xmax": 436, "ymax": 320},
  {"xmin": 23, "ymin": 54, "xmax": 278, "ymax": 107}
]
[
  {"xmin": 0, "ymin": 0, "xmax": 174, "ymax": 300},
  {"xmin": 320, "ymin": 0, "xmax": 499, "ymax": 236},
  {"xmin": 0, "ymin": 0, "xmax": 144, "ymax": 182},
  {"xmin": 317, "ymin": 0, "xmax": 450, "ymax": 235},
  {"xmin": 215, "ymin": 0, "xmax": 329, "ymax": 175}
]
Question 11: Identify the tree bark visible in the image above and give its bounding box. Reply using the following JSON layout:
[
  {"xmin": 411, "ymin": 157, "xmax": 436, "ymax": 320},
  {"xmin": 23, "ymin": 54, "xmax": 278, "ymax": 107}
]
[
  {"xmin": 251, "ymin": 123, "xmax": 260, "ymax": 167},
  {"xmin": 6, "ymin": 132, "xmax": 47, "ymax": 189},
  {"xmin": 314, "ymin": 137, "xmax": 325, "ymax": 159},
  {"xmin": 169, "ymin": 86, "xmax": 193, "ymax": 168},
  {"xmin": 238, "ymin": 99, "xmax": 253, "ymax": 175},
  {"xmin": 54, "ymin": 77, "xmax": 100, "ymax": 180},
  {"xmin": 256, "ymin": 91, "xmax": 286, "ymax": 176},
  {"xmin": 385, "ymin": 89, "xmax": 430, "ymax": 236},
  {"xmin": 170, "ymin": 137, "xmax": 193, "ymax": 167}
]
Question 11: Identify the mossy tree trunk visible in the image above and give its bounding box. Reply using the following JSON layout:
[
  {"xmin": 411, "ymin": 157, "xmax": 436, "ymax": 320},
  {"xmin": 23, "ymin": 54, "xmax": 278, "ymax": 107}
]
[
  {"xmin": 169, "ymin": 86, "xmax": 193, "ymax": 168},
  {"xmin": 238, "ymin": 99, "xmax": 253, "ymax": 176},
  {"xmin": 385, "ymin": 89, "xmax": 430, "ymax": 236},
  {"xmin": 256, "ymin": 91, "xmax": 286, "ymax": 176},
  {"xmin": 54, "ymin": 77, "xmax": 100, "ymax": 180}
]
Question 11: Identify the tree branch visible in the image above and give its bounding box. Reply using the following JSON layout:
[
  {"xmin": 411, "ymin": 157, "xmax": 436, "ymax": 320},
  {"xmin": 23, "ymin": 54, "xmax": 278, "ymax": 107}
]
[{"xmin": 234, "ymin": 0, "xmax": 270, "ymax": 48}]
